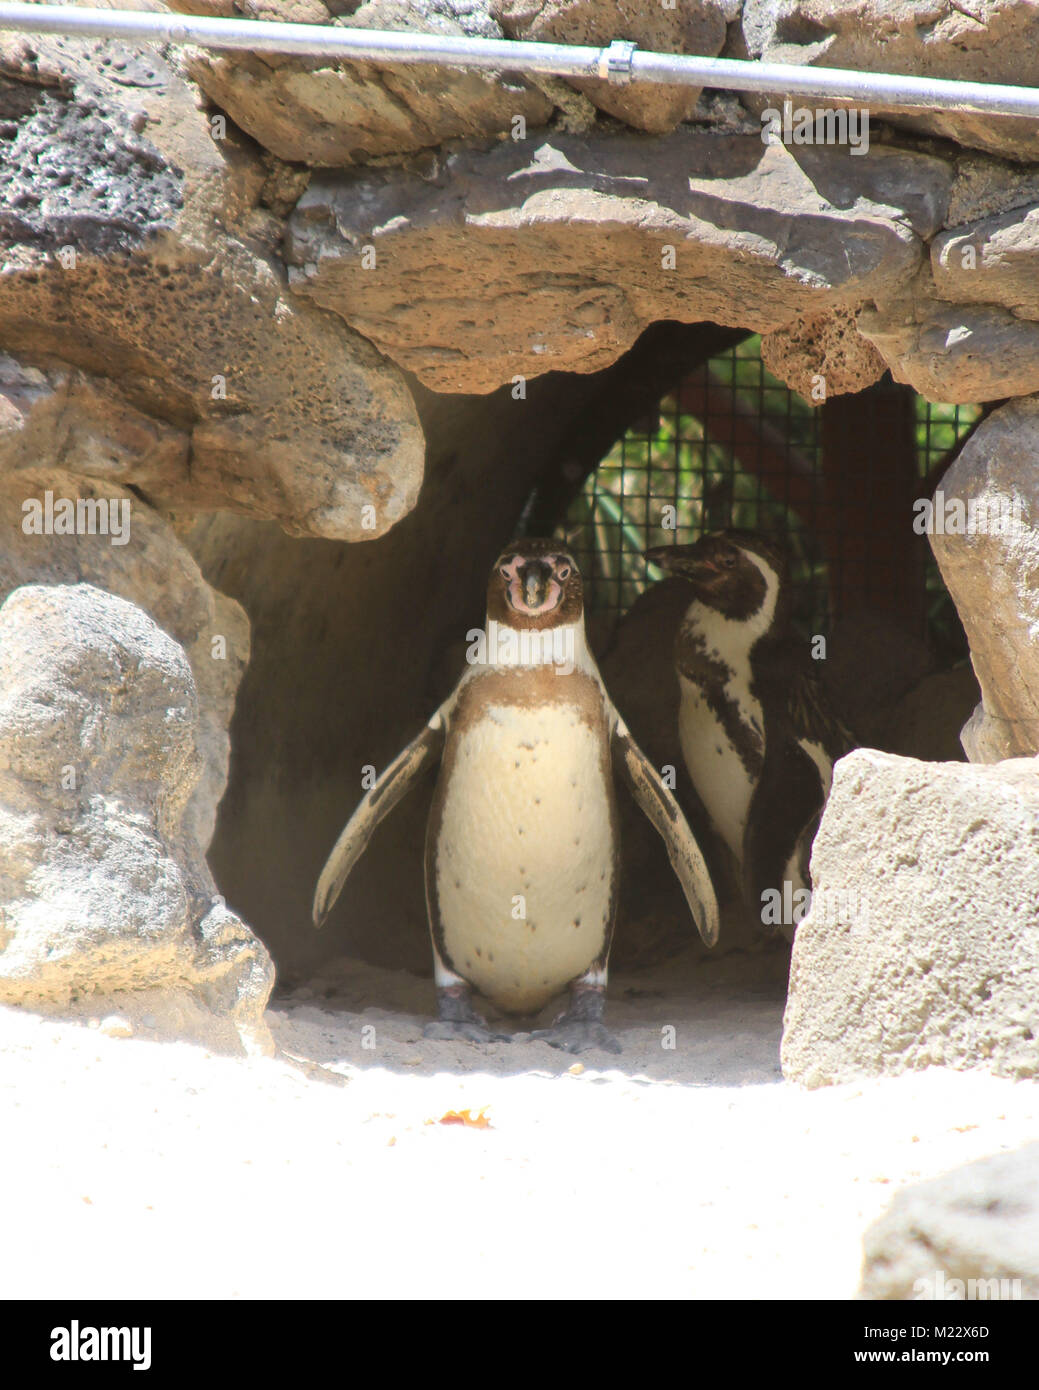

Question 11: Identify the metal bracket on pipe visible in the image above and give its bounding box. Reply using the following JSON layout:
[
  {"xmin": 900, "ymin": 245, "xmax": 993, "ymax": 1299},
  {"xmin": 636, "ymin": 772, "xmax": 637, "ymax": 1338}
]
[{"xmin": 599, "ymin": 39, "xmax": 637, "ymax": 85}]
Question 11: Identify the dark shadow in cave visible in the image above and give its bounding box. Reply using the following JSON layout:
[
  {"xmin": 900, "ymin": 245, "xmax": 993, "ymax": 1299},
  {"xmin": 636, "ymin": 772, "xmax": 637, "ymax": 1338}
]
[{"xmin": 186, "ymin": 319, "xmax": 979, "ymax": 1024}]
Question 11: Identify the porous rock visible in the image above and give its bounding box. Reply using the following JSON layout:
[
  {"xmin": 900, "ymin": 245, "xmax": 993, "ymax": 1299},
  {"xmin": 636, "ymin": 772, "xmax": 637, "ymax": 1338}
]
[
  {"xmin": 760, "ymin": 303, "xmax": 887, "ymax": 400},
  {"xmin": 287, "ymin": 131, "xmax": 951, "ymax": 392},
  {"xmin": 0, "ymin": 584, "xmax": 274, "ymax": 1054},
  {"xmin": 946, "ymin": 154, "xmax": 1039, "ymax": 230},
  {"xmin": 782, "ymin": 749, "xmax": 1039, "ymax": 1088},
  {"xmin": 0, "ymin": 28, "xmax": 423, "ymax": 540}
]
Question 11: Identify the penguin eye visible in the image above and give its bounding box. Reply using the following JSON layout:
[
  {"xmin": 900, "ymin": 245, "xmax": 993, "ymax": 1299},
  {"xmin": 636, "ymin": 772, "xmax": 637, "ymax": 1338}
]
[
  {"xmin": 721, "ymin": 551, "xmax": 738, "ymax": 568},
  {"xmin": 557, "ymin": 564, "xmax": 571, "ymax": 581},
  {"xmin": 499, "ymin": 565, "xmax": 510, "ymax": 578}
]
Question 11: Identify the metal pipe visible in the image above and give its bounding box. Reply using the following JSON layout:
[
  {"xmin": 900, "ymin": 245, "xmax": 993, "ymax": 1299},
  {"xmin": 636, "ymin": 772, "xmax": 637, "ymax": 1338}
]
[{"xmin": 1, "ymin": 2, "xmax": 1039, "ymax": 120}]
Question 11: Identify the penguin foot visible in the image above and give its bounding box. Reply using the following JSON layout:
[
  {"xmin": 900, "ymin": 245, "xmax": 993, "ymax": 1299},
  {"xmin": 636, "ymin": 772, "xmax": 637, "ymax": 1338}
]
[
  {"xmin": 423, "ymin": 1019, "xmax": 511, "ymax": 1045},
  {"xmin": 530, "ymin": 1020, "xmax": 622, "ymax": 1055},
  {"xmin": 425, "ymin": 985, "xmax": 510, "ymax": 1044}
]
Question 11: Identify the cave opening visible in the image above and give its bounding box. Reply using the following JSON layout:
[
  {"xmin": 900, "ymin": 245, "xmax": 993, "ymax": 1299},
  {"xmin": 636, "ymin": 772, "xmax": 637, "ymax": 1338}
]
[{"xmin": 187, "ymin": 318, "xmax": 983, "ymax": 1024}]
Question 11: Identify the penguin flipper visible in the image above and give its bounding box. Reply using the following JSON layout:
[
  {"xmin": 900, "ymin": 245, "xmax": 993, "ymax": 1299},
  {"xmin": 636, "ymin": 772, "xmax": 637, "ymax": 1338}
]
[
  {"xmin": 743, "ymin": 732, "xmax": 824, "ymax": 913},
  {"xmin": 612, "ymin": 718, "xmax": 720, "ymax": 949},
  {"xmin": 313, "ymin": 712, "xmax": 446, "ymax": 927},
  {"xmin": 770, "ymin": 642, "xmax": 857, "ymax": 760}
]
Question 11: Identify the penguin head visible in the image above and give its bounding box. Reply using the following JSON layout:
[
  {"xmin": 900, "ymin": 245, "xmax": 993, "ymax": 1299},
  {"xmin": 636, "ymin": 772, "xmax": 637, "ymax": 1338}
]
[
  {"xmin": 645, "ymin": 530, "xmax": 787, "ymax": 625},
  {"xmin": 488, "ymin": 538, "xmax": 584, "ymax": 629}
]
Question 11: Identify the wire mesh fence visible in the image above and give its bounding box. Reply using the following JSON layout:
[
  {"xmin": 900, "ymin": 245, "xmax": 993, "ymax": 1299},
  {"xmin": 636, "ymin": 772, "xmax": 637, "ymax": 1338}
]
[{"xmin": 550, "ymin": 335, "xmax": 980, "ymax": 654}]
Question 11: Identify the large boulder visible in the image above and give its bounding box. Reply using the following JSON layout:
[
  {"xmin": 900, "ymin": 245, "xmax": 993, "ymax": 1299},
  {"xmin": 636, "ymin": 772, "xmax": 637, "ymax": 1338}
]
[
  {"xmin": 782, "ymin": 749, "xmax": 1039, "ymax": 1088},
  {"xmin": 0, "ymin": 584, "xmax": 274, "ymax": 1054},
  {"xmin": 0, "ymin": 362, "xmax": 251, "ymax": 857},
  {"xmin": 286, "ymin": 131, "xmax": 951, "ymax": 392},
  {"xmin": 929, "ymin": 395, "xmax": 1039, "ymax": 761},
  {"xmin": 861, "ymin": 1143, "xmax": 1039, "ymax": 1300},
  {"xmin": 0, "ymin": 26, "xmax": 423, "ymax": 540}
]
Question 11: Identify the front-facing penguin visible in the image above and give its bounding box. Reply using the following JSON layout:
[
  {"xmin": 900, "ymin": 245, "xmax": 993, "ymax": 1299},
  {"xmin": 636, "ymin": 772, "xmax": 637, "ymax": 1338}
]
[
  {"xmin": 644, "ymin": 530, "xmax": 853, "ymax": 931},
  {"xmin": 314, "ymin": 538, "xmax": 719, "ymax": 1054}
]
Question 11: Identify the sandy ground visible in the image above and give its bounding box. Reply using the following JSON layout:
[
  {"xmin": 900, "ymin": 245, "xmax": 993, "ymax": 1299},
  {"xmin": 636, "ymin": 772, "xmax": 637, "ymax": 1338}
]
[{"xmin": 3, "ymin": 943, "xmax": 1037, "ymax": 1301}]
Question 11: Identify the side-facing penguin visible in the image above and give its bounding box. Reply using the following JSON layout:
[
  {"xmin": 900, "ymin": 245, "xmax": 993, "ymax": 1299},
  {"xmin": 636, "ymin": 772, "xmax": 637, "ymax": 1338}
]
[
  {"xmin": 643, "ymin": 530, "xmax": 853, "ymax": 932},
  {"xmin": 314, "ymin": 538, "xmax": 719, "ymax": 1054}
]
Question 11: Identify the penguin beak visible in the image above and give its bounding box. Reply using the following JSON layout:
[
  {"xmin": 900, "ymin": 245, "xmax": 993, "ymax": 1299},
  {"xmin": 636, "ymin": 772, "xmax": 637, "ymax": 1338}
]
[
  {"xmin": 521, "ymin": 561, "xmax": 550, "ymax": 610},
  {"xmin": 644, "ymin": 545, "xmax": 720, "ymax": 581},
  {"xmin": 643, "ymin": 545, "xmax": 671, "ymax": 571}
]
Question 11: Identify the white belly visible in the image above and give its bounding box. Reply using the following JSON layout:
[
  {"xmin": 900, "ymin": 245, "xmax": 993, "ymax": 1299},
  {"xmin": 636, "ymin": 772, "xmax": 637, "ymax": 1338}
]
[
  {"xmin": 678, "ymin": 676, "xmax": 761, "ymax": 868},
  {"xmin": 432, "ymin": 703, "xmax": 616, "ymax": 1014}
]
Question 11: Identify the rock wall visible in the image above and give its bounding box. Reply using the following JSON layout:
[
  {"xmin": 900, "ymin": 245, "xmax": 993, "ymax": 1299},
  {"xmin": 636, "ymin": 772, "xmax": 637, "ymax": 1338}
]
[
  {"xmin": 0, "ymin": 415, "xmax": 249, "ymax": 856},
  {"xmin": 0, "ymin": 25, "xmax": 423, "ymax": 541},
  {"xmin": 166, "ymin": 0, "xmax": 1039, "ymax": 407},
  {"xmin": 2, "ymin": 0, "xmax": 1039, "ymax": 1030},
  {"xmin": 739, "ymin": 0, "xmax": 1039, "ymax": 164}
]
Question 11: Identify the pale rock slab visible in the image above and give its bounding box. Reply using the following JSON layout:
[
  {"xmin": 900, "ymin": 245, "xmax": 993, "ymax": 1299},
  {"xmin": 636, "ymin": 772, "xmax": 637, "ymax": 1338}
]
[{"xmin": 782, "ymin": 749, "xmax": 1039, "ymax": 1088}]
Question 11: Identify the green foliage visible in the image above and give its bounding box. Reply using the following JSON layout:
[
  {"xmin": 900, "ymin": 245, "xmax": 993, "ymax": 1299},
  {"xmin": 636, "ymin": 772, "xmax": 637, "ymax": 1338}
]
[
  {"xmin": 562, "ymin": 338, "xmax": 979, "ymax": 656},
  {"xmin": 916, "ymin": 396, "xmax": 982, "ymax": 474}
]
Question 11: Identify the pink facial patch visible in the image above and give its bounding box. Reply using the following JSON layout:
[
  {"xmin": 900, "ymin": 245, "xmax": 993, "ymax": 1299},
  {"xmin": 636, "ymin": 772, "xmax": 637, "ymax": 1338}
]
[{"xmin": 499, "ymin": 555, "xmax": 566, "ymax": 615}]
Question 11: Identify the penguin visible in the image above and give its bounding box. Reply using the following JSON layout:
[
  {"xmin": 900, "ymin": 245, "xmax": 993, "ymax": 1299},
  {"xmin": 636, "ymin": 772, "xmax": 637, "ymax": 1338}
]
[
  {"xmin": 313, "ymin": 538, "xmax": 719, "ymax": 1055},
  {"xmin": 643, "ymin": 530, "xmax": 853, "ymax": 934}
]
